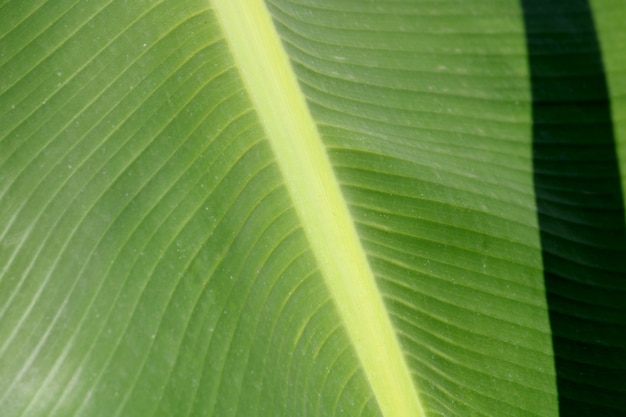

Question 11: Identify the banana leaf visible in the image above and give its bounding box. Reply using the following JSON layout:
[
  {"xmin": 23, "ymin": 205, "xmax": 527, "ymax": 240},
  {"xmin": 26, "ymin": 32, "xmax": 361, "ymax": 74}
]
[{"xmin": 1, "ymin": 0, "xmax": 625, "ymax": 416}]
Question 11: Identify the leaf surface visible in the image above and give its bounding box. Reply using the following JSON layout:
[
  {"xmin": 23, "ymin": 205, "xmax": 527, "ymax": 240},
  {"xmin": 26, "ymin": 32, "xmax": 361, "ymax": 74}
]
[{"xmin": 1, "ymin": 1, "xmax": 625, "ymax": 416}]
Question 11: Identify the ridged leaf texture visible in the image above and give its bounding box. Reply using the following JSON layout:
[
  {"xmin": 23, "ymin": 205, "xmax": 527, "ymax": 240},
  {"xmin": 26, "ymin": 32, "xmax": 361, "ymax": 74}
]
[{"xmin": 1, "ymin": 0, "xmax": 625, "ymax": 416}]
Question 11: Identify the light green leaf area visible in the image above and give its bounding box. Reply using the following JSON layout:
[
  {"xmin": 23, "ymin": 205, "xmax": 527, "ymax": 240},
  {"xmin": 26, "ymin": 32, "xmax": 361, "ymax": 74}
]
[{"xmin": 0, "ymin": 1, "xmax": 624, "ymax": 417}]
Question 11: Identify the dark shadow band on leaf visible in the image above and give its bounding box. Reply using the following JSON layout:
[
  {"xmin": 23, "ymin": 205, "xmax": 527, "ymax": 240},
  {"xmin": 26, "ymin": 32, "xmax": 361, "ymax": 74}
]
[{"xmin": 522, "ymin": 0, "xmax": 626, "ymax": 415}]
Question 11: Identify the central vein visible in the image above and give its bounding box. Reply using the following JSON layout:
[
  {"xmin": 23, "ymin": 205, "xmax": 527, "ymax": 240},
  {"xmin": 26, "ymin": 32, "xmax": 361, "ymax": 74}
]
[{"xmin": 212, "ymin": 2, "xmax": 424, "ymax": 416}]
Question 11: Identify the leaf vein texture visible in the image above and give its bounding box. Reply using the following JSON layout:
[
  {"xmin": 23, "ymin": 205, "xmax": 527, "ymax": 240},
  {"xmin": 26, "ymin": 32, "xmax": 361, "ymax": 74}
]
[{"xmin": 212, "ymin": 1, "xmax": 424, "ymax": 416}]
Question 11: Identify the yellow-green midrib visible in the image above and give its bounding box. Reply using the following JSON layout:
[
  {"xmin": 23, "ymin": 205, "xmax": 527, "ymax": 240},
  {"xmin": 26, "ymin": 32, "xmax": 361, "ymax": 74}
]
[{"xmin": 211, "ymin": 1, "xmax": 424, "ymax": 417}]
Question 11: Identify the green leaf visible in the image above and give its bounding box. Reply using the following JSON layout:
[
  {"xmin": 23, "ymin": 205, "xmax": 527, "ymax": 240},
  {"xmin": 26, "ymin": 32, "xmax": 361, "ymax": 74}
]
[{"xmin": 1, "ymin": 1, "xmax": 624, "ymax": 416}]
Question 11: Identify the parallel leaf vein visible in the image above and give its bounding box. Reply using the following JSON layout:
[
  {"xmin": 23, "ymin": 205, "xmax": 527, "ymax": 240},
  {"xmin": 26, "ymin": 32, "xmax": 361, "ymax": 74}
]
[{"xmin": 213, "ymin": 1, "xmax": 424, "ymax": 416}]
